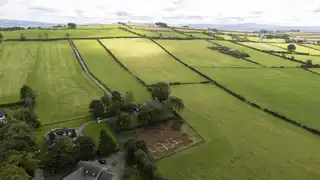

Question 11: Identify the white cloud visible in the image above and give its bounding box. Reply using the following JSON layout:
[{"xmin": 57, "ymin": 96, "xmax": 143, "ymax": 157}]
[{"xmin": 0, "ymin": 0, "xmax": 319, "ymax": 25}]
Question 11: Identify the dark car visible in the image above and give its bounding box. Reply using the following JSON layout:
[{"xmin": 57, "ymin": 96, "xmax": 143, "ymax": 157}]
[{"xmin": 98, "ymin": 159, "xmax": 106, "ymax": 164}]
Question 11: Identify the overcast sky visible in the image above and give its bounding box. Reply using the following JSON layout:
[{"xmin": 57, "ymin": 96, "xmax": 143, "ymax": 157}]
[{"xmin": 0, "ymin": 0, "xmax": 320, "ymax": 25}]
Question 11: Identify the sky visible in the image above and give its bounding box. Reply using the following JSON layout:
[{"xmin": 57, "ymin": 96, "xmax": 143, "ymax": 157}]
[{"xmin": 0, "ymin": 0, "xmax": 320, "ymax": 26}]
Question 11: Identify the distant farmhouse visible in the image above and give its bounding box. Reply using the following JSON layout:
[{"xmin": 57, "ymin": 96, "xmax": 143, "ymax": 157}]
[
  {"xmin": 44, "ymin": 128, "xmax": 78, "ymax": 147},
  {"xmin": 0, "ymin": 108, "xmax": 7, "ymax": 124},
  {"xmin": 63, "ymin": 161, "xmax": 118, "ymax": 180}
]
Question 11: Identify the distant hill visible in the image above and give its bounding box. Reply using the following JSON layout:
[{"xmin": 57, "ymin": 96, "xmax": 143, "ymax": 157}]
[
  {"xmin": 0, "ymin": 19, "xmax": 57, "ymax": 28},
  {"xmin": 183, "ymin": 23, "xmax": 320, "ymax": 32}
]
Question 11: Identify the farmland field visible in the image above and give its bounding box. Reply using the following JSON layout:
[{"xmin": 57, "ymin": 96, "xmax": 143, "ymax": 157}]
[
  {"xmin": 216, "ymin": 34, "xmax": 233, "ymax": 40},
  {"xmin": 239, "ymin": 42, "xmax": 288, "ymax": 51},
  {"xmin": 74, "ymin": 40, "xmax": 150, "ymax": 102},
  {"xmin": 158, "ymin": 84, "xmax": 320, "ymax": 180},
  {"xmin": 186, "ymin": 33, "xmax": 211, "ymax": 38},
  {"xmin": 100, "ymin": 38, "xmax": 206, "ymax": 84},
  {"xmin": 270, "ymin": 43, "xmax": 320, "ymax": 55},
  {"xmin": 289, "ymin": 55, "xmax": 320, "ymax": 64},
  {"xmin": 304, "ymin": 44, "xmax": 320, "ymax": 50},
  {"xmin": 77, "ymin": 24, "xmax": 122, "ymax": 29},
  {"xmin": 130, "ymin": 29, "xmax": 187, "ymax": 37},
  {"xmin": 213, "ymin": 40, "xmax": 300, "ymax": 66},
  {"xmin": 309, "ymin": 68, "xmax": 320, "ymax": 74},
  {"xmin": 8, "ymin": 41, "xmax": 102, "ymax": 124},
  {"xmin": 196, "ymin": 68, "xmax": 320, "ymax": 130},
  {"xmin": 0, "ymin": 28, "xmax": 135, "ymax": 39},
  {"xmin": 156, "ymin": 40, "xmax": 257, "ymax": 67},
  {"xmin": 0, "ymin": 42, "xmax": 37, "ymax": 103}
]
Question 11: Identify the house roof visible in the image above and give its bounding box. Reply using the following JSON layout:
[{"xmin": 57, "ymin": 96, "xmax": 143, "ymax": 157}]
[{"xmin": 46, "ymin": 128, "xmax": 77, "ymax": 145}]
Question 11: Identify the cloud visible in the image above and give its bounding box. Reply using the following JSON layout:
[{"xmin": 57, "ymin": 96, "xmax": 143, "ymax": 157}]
[{"xmin": 0, "ymin": 0, "xmax": 320, "ymax": 26}]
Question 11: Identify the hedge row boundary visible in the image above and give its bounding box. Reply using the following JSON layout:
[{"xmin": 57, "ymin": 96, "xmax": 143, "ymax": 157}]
[
  {"xmin": 167, "ymin": 81, "xmax": 212, "ymax": 86},
  {"xmin": 300, "ymin": 68, "xmax": 320, "ymax": 76},
  {"xmin": 0, "ymin": 101, "xmax": 24, "ymax": 108},
  {"xmin": 69, "ymin": 40, "xmax": 112, "ymax": 96},
  {"xmin": 96, "ymin": 39, "xmax": 148, "ymax": 87},
  {"xmin": 232, "ymin": 41, "xmax": 306, "ymax": 64},
  {"xmin": 148, "ymin": 38, "xmax": 213, "ymax": 82},
  {"xmin": 118, "ymin": 27, "xmax": 142, "ymax": 36}
]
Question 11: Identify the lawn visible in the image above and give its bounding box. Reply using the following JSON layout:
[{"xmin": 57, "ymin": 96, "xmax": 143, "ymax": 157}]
[
  {"xmin": 271, "ymin": 43, "xmax": 320, "ymax": 55},
  {"xmin": 83, "ymin": 122, "xmax": 118, "ymax": 149},
  {"xmin": 100, "ymin": 38, "xmax": 206, "ymax": 84},
  {"xmin": 1, "ymin": 28, "xmax": 135, "ymax": 39},
  {"xmin": 24, "ymin": 41, "xmax": 103, "ymax": 124},
  {"xmin": 196, "ymin": 68, "xmax": 320, "ymax": 131},
  {"xmin": 239, "ymin": 42, "xmax": 287, "ymax": 52},
  {"xmin": 213, "ymin": 40, "xmax": 300, "ymax": 67},
  {"xmin": 158, "ymin": 84, "xmax": 320, "ymax": 180},
  {"xmin": 74, "ymin": 40, "xmax": 150, "ymax": 103},
  {"xmin": 0, "ymin": 41, "xmax": 37, "ymax": 103},
  {"xmin": 156, "ymin": 40, "xmax": 257, "ymax": 67}
]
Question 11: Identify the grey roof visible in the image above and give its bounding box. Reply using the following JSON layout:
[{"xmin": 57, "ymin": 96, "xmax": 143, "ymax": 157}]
[{"xmin": 145, "ymin": 99, "xmax": 163, "ymax": 109}]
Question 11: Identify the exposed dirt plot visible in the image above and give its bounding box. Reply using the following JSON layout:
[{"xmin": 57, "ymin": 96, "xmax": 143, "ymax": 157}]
[{"xmin": 122, "ymin": 120, "xmax": 202, "ymax": 159}]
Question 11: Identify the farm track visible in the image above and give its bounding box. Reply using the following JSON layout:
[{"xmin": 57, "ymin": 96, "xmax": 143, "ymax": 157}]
[{"xmin": 69, "ymin": 40, "xmax": 112, "ymax": 96}]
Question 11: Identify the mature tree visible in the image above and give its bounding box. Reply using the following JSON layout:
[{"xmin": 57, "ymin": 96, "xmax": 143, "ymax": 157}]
[
  {"xmin": 0, "ymin": 32, "xmax": 3, "ymax": 39},
  {"xmin": 287, "ymin": 44, "xmax": 296, "ymax": 52},
  {"xmin": 44, "ymin": 33, "xmax": 49, "ymax": 40},
  {"xmin": 101, "ymin": 94, "xmax": 111, "ymax": 113},
  {"xmin": 65, "ymin": 33, "xmax": 70, "ymax": 38},
  {"xmin": 306, "ymin": 60, "xmax": 313, "ymax": 66},
  {"xmin": 116, "ymin": 113, "xmax": 131, "ymax": 129},
  {"xmin": 41, "ymin": 137, "xmax": 78, "ymax": 174},
  {"xmin": 0, "ymin": 164, "xmax": 29, "ymax": 180},
  {"xmin": 20, "ymin": 85, "xmax": 36, "ymax": 109},
  {"xmin": 165, "ymin": 96, "xmax": 185, "ymax": 112},
  {"xmin": 155, "ymin": 22, "xmax": 168, "ymax": 27},
  {"xmin": 110, "ymin": 100, "xmax": 124, "ymax": 117},
  {"xmin": 89, "ymin": 100, "xmax": 105, "ymax": 119},
  {"xmin": 111, "ymin": 91, "xmax": 123, "ymax": 102},
  {"xmin": 124, "ymin": 138, "xmax": 149, "ymax": 164},
  {"xmin": 20, "ymin": 33, "xmax": 26, "ymax": 41},
  {"xmin": 7, "ymin": 151, "xmax": 39, "ymax": 176},
  {"xmin": 67, "ymin": 22, "xmax": 77, "ymax": 29},
  {"xmin": 13, "ymin": 108, "xmax": 40, "ymax": 128},
  {"xmin": 97, "ymin": 129, "xmax": 117, "ymax": 156},
  {"xmin": 123, "ymin": 91, "xmax": 135, "ymax": 112},
  {"xmin": 75, "ymin": 136, "xmax": 95, "ymax": 161},
  {"xmin": 150, "ymin": 82, "xmax": 170, "ymax": 102}
]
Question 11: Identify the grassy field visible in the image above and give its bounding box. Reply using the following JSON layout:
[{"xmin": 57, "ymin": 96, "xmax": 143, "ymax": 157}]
[
  {"xmin": 196, "ymin": 68, "xmax": 320, "ymax": 130},
  {"xmin": 24, "ymin": 41, "xmax": 102, "ymax": 124},
  {"xmin": 130, "ymin": 29, "xmax": 187, "ymax": 37},
  {"xmin": 216, "ymin": 34, "xmax": 233, "ymax": 40},
  {"xmin": 100, "ymin": 38, "xmax": 206, "ymax": 84},
  {"xmin": 271, "ymin": 43, "xmax": 320, "ymax": 55},
  {"xmin": 1, "ymin": 28, "xmax": 135, "ymax": 39},
  {"xmin": 158, "ymin": 84, "xmax": 320, "ymax": 180},
  {"xmin": 186, "ymin": 33, "xmax": 211, "ymax": 38},
  {"xmin": 309, "ymin": 68, "xmax": 320, "ymax": 74},
  {"xmin": 290, "ymin": 55, "xmax": 320, "ymax": 64},
  {"xmin": 76, "ymin": 24, "xmax": 122, "ymax": 29},
  {"xmin": 239, "ymin": 42, "xmax": 288, "ymax": 51},
  {"xmin": 213, "ymin": 40, "xmax": 300, "ymax": 66},
  {"xmin": 304, "ymin": 44, "xmax": 320, "ymax": 50},
  {"xmin": 74, "ymin": 40, "xmax": 150, "ymax": 103},
  {"xmin": 156, "ymin": 40, "xmax": 257, "ymax": 67},
  {"xmin": 83, "ymin": 122, "xmax": 118, "ymax": 149},
  {"xmin": 0, "ymin": 42, "xmax": 37, "ymax": 103}
]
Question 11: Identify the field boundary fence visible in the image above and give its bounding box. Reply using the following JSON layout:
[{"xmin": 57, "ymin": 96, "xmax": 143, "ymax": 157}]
[
  {"xmin": 300, "ymin": 68, "xmax": 320, "ymax": 76},
  {"xmin": 69, "ymin": 40, "xmax": 112, "ymax": 96}
]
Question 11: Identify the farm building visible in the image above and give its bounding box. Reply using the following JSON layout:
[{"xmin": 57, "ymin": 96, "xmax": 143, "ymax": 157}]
[
  {"xmin": 63, "ymin": 161, "xmax": 118, "ymax": 180},
  {"xmin": 44, "ymin": 128, "xmax": 78, "ymax": 146}
]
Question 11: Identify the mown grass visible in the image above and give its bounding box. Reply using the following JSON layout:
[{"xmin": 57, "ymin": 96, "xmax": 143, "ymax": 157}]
[
  {"xmin": 83, "ymin": 122, "xmax": 118, "ymax": 149},
  {"xmin": 240, "ymin": 42, "xmax": 287, "ymax": 51},
  {"xmin": 158, "ymin": 84, "xmax": 320, "ymax": 180},
  {"xmin": 100, "ymin": 38, "xmax": 206, "ymax": 84},
  {"xmin": 156, "ymin": 40, "xmax": 257, "ymax": 67},
  {"xmin": 74, "ymin": 40, "xmax": 150, "ymax": 103},
  {"xmin": 271, "ymin": 43, "xmax": 320, "ymax": 55},
  {"xmin": 4, "ymin": 41, "xmax": 103, "ymax": 124},
  {"xmin": 196, "ymin": 68, "xmax": 320, "ymax": 130},
  {"xmin": 0, "ymin": 42, "xmax": 37, "ymax": 103},
  {"xmin": 0, "ymin": 28, "xmax": 135, "ymax": 39},
  {"xmin": 213, "ymin": 40, "xmax": 300, "ymax": 66}
]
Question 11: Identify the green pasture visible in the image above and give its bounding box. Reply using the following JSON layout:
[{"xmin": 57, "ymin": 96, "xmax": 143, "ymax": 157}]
[
  {"xmin": 76, "ymin": 24, "xmax": 122, "ymax": 29},
  {"xmin": 156, "ymin": 40, "xmax": 257, "ymax": 67},
  {"xmin": 304, "ymin": 44, "xmax": 320, "ymax": 50},
  {"xmin": 100, "ymin": 38, "xmax": 205, "ymax": 84},
  {"xmin": 74, "ymin": 40, "xmax": 150, "ymax": 103},
  {"xmin": 197, "ymin": 68, "xmax": 320, "ymax": 130},
  {"xmin": 159, "ymin": 84, "xmax": 320, "ymax": 180},
  {"xmin": 11, "ymin": 41, "xmax": 102, "ymax": 124},
  {"xmin": 186, "ymin": 33, "xmax": 211, "ymax": 38},
  {"xmin": 309, "ymin": 68, "xmax": 320, "ymax": 74},
  {"xmin": 216, "ymin": 34, "xmax": 233, "ymax": 40},
  {"xmin": 271, "ymin": 43, "xmax": 320, "ymax": 55},
  {"xmin": 213, "ymin": 40, "xmax": 300, "ymax": 66},
  {"xmin": 0, "ymin": 28, "xmax": 135, "ymax": 39},
  {"xmin": 131, "ymin": 29, "xmax": 187, "ymax": 37},
  {"xmin": 0, "ymin": 42, "xmax": 37, "ymax": 103},
  {"xmin": 239, "ymin": 42, "xmax": 287, "ymax": 51},
  {"xmin": 283, "ymin": 54, "xmax": 320, "ymax": 64}
]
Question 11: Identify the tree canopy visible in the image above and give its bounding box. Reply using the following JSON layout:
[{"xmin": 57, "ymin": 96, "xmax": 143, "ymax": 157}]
[
  {"xmin": 67, "ymin": 22, "xmax": 77, "ymax": 29},
  {"xmin": 287, "ymin": 44, "xmax": 296, "ymax": 52},
  {"xmin": 97, "ymin": 129, "xmax": 117, "ymax": 156}
]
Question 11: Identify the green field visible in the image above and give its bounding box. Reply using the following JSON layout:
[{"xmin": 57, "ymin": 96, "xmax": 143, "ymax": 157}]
[
  {"xmin": 130, "ymin": 29, "xmax": 187, "ymax": 37},
  {"xmin": 156, "ymin": 40, "xmax": 257, "ymax": 67},
  {"xmin": 216, "ymin": 34, "xmax": 233, "ymax": 40},
  {"xmin": 76, "ymin": 24, "xmax": 122, "ymax": 29},
  {"xmin": 83, "ymin": 122, "xmax": 118, "ymax": 149},
  {"xmin": 291, "ymin": 55, "xmax": 320, "ymax": 64},
  {"xmin": 158, "ymin": 84, "xmax": 320, "ymax": 180},
  {"xmin": 240, "ymin": 42, "xmax": 287, "ymax": 51},
  {"xmin": 213, "ymin": 40, "xmax": 300, "ymax": 66},
  {"xmin": 100, "ymin": 38, "xmax": 206, "ymax": 84},
  {"xmin": 304, "ymin": 44, "xmax": 320, "ymax": 50},
  {"xmin": 271, "ymin": 43, "xmax": 320, "ymax": 55},
  {"xmin": 0, "ymin": 42, "xmax": 37, "ymax": 103},
  {"xmin": 74, "ymin": 40, "xmax": 150, "ymax": 102},
  {"xmin": 186, "ymin": 33, "xmax": 211, "ymax": 38},
  {"xmin": 309, "ymin": 68, "xmax": 320, "ymax": 74},
  {"xmin": 196, "ymin": 68, "xmax": 320, "ymax": 130},
  {"xmin": 0, "ymin": 41, "xmax": 103, "ymax": 124},
  {"xmin": 1, "ymin": 28, "xmax": 135, "ymax": 39}
]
